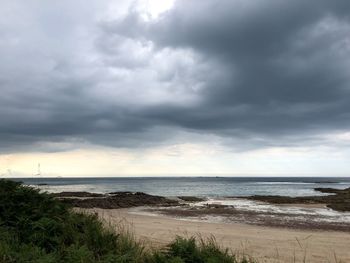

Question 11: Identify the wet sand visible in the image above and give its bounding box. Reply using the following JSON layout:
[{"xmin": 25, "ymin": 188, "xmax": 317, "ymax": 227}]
[{"xmin": 83, "ymin": 208, "xmax": 350, "ymax": 263}]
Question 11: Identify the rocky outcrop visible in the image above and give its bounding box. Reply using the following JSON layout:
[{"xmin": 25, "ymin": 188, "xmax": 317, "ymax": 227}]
[{"xmin": 56, "ymin": 191, "xmax": 179, "ymax": 209}]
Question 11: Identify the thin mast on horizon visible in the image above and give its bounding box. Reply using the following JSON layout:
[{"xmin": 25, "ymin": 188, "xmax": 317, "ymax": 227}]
[{"xmin": 36, "ymin": 163, "xmax": 41, "ymax": 176}]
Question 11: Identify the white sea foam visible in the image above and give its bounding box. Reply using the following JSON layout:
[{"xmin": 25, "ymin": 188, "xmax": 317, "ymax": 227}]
[{"xmin": 252, "ymin": 182, "xmax": 315, "ymax": 185}]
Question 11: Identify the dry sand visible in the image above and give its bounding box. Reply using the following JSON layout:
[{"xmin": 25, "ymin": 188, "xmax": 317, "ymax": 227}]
[{"xmin": 83, "ymin": 208, "xmax": 350, "ymax": 263}]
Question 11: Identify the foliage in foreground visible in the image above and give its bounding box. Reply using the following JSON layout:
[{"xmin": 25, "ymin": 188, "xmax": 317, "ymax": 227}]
[{"xmin": 0, "ymin": 179, "xmax": 252, "ymax": 263}]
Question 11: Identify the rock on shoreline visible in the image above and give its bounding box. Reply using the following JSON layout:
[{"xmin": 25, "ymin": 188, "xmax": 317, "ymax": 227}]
[
  {"xmin": 56, "ymin": 191, "xmax": 179, "ymax": 209},
  {"xmin": 245, "ymin": 187, "xmax": 350, "ymax": 212}
]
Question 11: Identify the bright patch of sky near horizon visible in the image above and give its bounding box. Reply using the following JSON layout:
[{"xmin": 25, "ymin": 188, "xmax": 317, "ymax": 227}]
[
  {"xmin": 2, "ymin": 141, "xmax": 350, "ymax": 177},
  {"xmin": 1, "ymin": 0, "xmax": 350, "ymax": 177}
]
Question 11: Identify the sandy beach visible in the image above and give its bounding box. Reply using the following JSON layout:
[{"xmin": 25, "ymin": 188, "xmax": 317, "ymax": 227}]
[{"xmin": 83, "ymin": 208, "xmax": 350, "ymax": 263}]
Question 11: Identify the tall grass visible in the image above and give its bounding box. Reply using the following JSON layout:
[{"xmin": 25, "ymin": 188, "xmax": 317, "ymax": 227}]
[{"xmin": 0, "ymin": 179, "xmax": 253, "ymax": 263}]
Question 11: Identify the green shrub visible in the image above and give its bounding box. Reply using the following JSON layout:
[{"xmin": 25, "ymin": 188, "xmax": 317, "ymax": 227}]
[{"xmin": 145, "ymin": 237, "xmax": 241, "ymax": 263}]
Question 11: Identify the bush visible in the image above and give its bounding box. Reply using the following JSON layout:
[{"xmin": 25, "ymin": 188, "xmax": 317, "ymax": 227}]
[{"xmin": 145, "ymin": 237, "xmax": 246, "ymax": 263}]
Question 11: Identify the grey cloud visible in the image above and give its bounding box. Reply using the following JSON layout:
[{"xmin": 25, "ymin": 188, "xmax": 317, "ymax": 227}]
[
  {"xmin": 1, "ymin": 0, "xmax": 350, "ymax": 153},
  {"xmin": 101, "ymin": 0, "xmax": 350, "ymax": 139}
]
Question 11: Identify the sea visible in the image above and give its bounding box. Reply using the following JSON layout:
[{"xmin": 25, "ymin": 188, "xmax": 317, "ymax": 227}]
[{"xmin": 12, "ymin": 176, "xmax": 350, "ymax": 197}]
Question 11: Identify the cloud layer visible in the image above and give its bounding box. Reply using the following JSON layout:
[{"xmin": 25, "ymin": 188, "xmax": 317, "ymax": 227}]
[{"xmin": 1, "ymin": 0, "xmax": 350, "ymax": 153}]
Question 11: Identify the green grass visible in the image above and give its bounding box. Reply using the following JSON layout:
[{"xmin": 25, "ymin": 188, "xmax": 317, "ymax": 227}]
[{"xmin": 0, "ymin": 179, "xmax": 253, "ymax": 263}]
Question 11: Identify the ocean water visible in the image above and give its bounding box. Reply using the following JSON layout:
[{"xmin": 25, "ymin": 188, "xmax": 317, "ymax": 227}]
[{"xmin": 13, "ymin": 176, "xmax": 350, "ymax": 197}]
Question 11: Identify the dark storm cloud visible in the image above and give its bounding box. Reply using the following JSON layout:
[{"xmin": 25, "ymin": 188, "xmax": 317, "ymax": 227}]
[
  {"xmin": 101, "ymin": 0, "xmax": 350, "ymax": 138},
  {"xmin": 1, "ymin": 0, "xmax": 350, "ymax": 152}
]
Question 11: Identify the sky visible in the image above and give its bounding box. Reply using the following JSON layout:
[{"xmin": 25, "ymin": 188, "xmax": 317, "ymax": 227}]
[{"xmin": 1, "ymin": 0, "xmax": 350, "ymax": 177}]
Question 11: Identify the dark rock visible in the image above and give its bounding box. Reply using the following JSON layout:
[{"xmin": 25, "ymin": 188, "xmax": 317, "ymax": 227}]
[
  {"xmin": 177, "ymin": 196, "xmax": 205, "ymax": 202},
  {"xmin": 59, "ymin": 191, "xmax": 179, "ymax": 209},
  {"xmin": 52, "ymin": 191, "xmax": 104, "ymax": 198},
  {"xmin": 245, "ymin": 187, "xmax": 350, "ymax": 212}
]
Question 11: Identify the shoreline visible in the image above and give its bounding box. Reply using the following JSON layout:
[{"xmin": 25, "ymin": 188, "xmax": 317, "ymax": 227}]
[
  {"xmin": 81, "ymin": 207, "xmax": 350, "ymax": 263},
  {"xmin": 54, "ymin": 186, "xmax": 350, "ymax": 232},
  {"xmin": 134, "ymin": 202, "xmax": 350, "ymax": 232}
]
